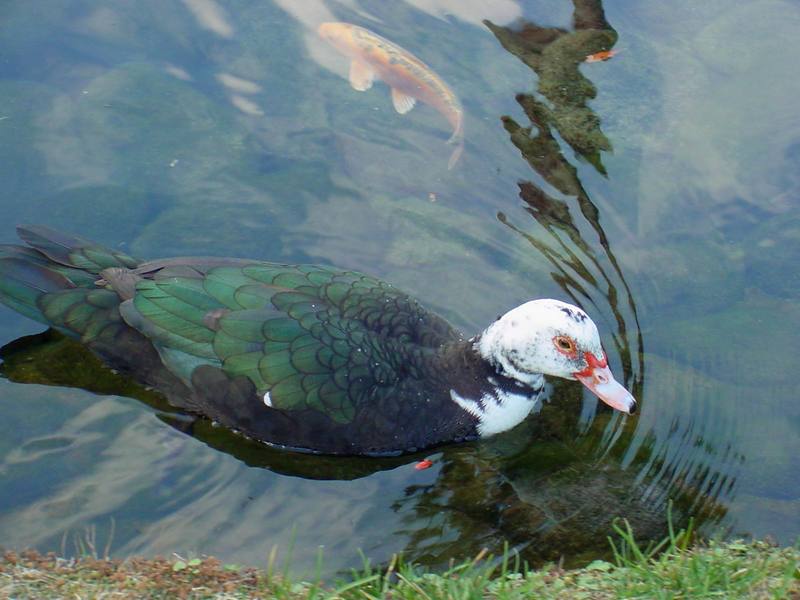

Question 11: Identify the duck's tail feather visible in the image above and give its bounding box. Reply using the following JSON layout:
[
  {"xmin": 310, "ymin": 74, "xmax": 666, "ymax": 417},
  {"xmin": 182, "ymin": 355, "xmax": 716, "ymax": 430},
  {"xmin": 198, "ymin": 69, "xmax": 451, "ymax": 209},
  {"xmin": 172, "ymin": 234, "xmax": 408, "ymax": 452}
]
[
  {"xmin": 0, "ymin": 225, "xmax": 140, "ymax": 330},
  {"xmin": 16, "ymin": 225, "xmax": 141, "ymax": 274},
  {"xmin": 0, "ymin": 255, "xmax": 77, "ymax": 324}
]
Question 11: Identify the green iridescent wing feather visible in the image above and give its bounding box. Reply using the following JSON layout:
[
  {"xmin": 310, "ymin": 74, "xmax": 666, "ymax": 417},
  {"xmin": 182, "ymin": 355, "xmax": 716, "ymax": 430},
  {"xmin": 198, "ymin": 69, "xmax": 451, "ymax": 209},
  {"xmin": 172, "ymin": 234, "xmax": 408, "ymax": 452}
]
[
  {"xmin": 121, "ymin": 263, "xmax": 458, "ymax": 423},
  {"xmin": 39, "ymin": 288, "xmax": 124, "ymax": 343},
  {"xmin": 0, "ymin": 227, "xmax": 462, "ymax": 428}
]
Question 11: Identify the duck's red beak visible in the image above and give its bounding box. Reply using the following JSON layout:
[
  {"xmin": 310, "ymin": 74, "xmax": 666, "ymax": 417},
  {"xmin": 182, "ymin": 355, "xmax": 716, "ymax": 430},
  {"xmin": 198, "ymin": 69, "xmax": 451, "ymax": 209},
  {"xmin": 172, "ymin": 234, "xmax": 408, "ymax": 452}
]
[{"xmin": 574, "ymin": 353, "xmax": 637, "ymax": 414}]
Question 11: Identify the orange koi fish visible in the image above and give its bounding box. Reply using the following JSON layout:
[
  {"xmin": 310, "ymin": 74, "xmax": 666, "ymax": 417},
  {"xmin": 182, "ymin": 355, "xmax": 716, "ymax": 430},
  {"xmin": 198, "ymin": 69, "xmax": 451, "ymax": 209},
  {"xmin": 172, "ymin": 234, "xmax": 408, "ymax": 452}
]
[
  {"xmin": 318, "ymin": 22, "xmax": 464, "ymax": 169},
  {"xmin": 584, "ymin": 49, "xmax": 618, "ymax": 63}
]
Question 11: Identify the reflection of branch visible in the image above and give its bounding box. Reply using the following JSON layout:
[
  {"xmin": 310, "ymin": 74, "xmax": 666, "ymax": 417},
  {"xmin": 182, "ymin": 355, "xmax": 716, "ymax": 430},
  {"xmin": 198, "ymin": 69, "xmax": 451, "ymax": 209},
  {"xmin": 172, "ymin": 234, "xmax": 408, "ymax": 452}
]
[{"xmin": 497, "ymin": 212, "xmax": 595, "ymax": 308}]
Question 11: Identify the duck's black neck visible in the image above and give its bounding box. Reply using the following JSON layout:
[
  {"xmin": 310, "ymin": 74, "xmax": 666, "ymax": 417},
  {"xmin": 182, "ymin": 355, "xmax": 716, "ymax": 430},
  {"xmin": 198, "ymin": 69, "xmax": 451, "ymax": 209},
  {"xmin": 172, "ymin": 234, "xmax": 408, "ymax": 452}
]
[
  {"xmin": 429, "ymin": 336, "xmax": 541, "ymax": 399},
  {"xmin": 422, "ymin": 336, "xmax": 544, "ymax": 438}
]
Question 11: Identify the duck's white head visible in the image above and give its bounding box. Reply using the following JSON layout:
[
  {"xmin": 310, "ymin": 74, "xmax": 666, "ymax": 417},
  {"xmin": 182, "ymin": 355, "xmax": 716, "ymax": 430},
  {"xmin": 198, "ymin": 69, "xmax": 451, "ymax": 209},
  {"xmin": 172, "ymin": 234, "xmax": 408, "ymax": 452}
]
[{"xmin": 476, "ymin": 299, "xmax": 636, "ymax": 414}]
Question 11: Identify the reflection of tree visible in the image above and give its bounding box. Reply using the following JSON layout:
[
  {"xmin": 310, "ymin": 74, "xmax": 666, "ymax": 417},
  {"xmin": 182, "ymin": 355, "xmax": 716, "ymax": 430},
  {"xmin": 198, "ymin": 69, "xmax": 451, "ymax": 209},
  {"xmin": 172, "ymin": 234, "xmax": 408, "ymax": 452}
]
[
  {"xmin": 486, "ymin": 2, "xmax": 643, "ymax": 396},
  {"xmin": 485, "ymin": 0, "xmax": 616, "ymax": 174}
]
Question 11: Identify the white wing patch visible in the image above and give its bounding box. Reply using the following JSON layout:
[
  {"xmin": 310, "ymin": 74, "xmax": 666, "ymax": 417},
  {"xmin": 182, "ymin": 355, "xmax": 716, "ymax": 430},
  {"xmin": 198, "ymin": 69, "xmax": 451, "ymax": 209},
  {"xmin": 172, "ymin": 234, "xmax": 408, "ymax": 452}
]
[
  {"xmin": 478, "ymin": 389, "xmax": 540, "ymax": 436},
  {"xmin": 450, "ymin": 381, "xmax": 541, "ymax": 437},
  {"xmin": 450, "ymin": 389, "xmax": 482, "ymax": 419},
  {"xmin": 262, "ymin": 391, "xmax": 273, "ymax": 407},
  {"xmin": 391, "ymin": 88, "xmax": 417, "ymax": 114},
  {"xmin": 349, "ymin": 60, "xmax": 375, "ymax": 91}
]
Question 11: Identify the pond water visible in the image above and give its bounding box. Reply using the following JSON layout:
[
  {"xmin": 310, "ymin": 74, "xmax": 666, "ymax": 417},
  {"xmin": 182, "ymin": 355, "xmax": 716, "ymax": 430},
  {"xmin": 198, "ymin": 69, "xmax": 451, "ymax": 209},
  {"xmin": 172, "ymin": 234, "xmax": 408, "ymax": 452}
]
[{"xmin": 1, "ymin": 0, "xmax": 798, "ymax": 576}]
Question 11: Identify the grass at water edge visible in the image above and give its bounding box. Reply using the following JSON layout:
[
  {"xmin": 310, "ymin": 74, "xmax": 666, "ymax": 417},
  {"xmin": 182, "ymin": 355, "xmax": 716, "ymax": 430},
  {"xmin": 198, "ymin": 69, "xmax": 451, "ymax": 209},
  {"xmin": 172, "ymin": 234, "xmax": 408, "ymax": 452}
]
[{"xmin": 1, "ymin": 517, "xmax": 798, "ymax": 599}]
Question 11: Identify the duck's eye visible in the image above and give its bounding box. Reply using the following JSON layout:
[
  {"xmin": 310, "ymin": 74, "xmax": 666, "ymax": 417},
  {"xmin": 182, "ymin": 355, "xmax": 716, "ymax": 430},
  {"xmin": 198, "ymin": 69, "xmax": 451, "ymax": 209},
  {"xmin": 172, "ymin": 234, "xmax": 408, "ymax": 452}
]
[{"xmin": 553, "ymin": 335, "xmax": 576, "ymax": 355}]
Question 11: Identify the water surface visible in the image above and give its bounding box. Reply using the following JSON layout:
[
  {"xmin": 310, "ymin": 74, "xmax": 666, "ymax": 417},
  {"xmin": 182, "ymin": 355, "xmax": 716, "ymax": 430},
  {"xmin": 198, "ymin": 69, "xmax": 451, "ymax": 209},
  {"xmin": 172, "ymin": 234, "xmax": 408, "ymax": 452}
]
[{"xmin": 0, "ymin": 0, "xmax": 798, "ymax": 575}]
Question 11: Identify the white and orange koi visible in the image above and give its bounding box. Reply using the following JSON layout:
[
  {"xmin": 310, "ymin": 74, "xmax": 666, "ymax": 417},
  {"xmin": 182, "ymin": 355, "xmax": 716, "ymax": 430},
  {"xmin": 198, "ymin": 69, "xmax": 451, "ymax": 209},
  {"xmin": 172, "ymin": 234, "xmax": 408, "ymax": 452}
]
[{"xmin": 317, "ymin": 22, "xmax": 464, "ymax": 169}]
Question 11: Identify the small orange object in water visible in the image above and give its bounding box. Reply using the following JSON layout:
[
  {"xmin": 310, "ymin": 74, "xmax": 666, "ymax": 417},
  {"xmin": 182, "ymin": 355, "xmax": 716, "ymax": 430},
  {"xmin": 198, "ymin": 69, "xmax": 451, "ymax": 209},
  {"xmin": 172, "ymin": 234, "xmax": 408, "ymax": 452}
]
[
  {"xmin": 585, "ymin": 49, "xmax": 618, "ymax": 63},
  {"xmin": 415, "ymin": 459, "xmax": 433, "ymax": 470}
]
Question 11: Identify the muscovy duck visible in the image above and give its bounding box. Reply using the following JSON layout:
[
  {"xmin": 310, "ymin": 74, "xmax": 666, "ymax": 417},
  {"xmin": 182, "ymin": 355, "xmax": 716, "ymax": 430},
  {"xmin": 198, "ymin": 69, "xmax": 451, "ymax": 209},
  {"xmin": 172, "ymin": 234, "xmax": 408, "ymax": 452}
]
[{"xmin": 0, "ymin": 226, "xmax": 635, "ymax": 455}]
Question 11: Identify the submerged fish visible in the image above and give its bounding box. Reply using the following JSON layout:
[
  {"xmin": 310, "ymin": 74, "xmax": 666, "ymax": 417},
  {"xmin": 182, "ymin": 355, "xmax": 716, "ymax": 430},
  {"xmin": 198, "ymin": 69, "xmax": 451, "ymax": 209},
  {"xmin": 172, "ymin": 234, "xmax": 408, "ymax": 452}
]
[{"xmin": 317, "ymin": 22, "xmax": 464, "ymax": 169}]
